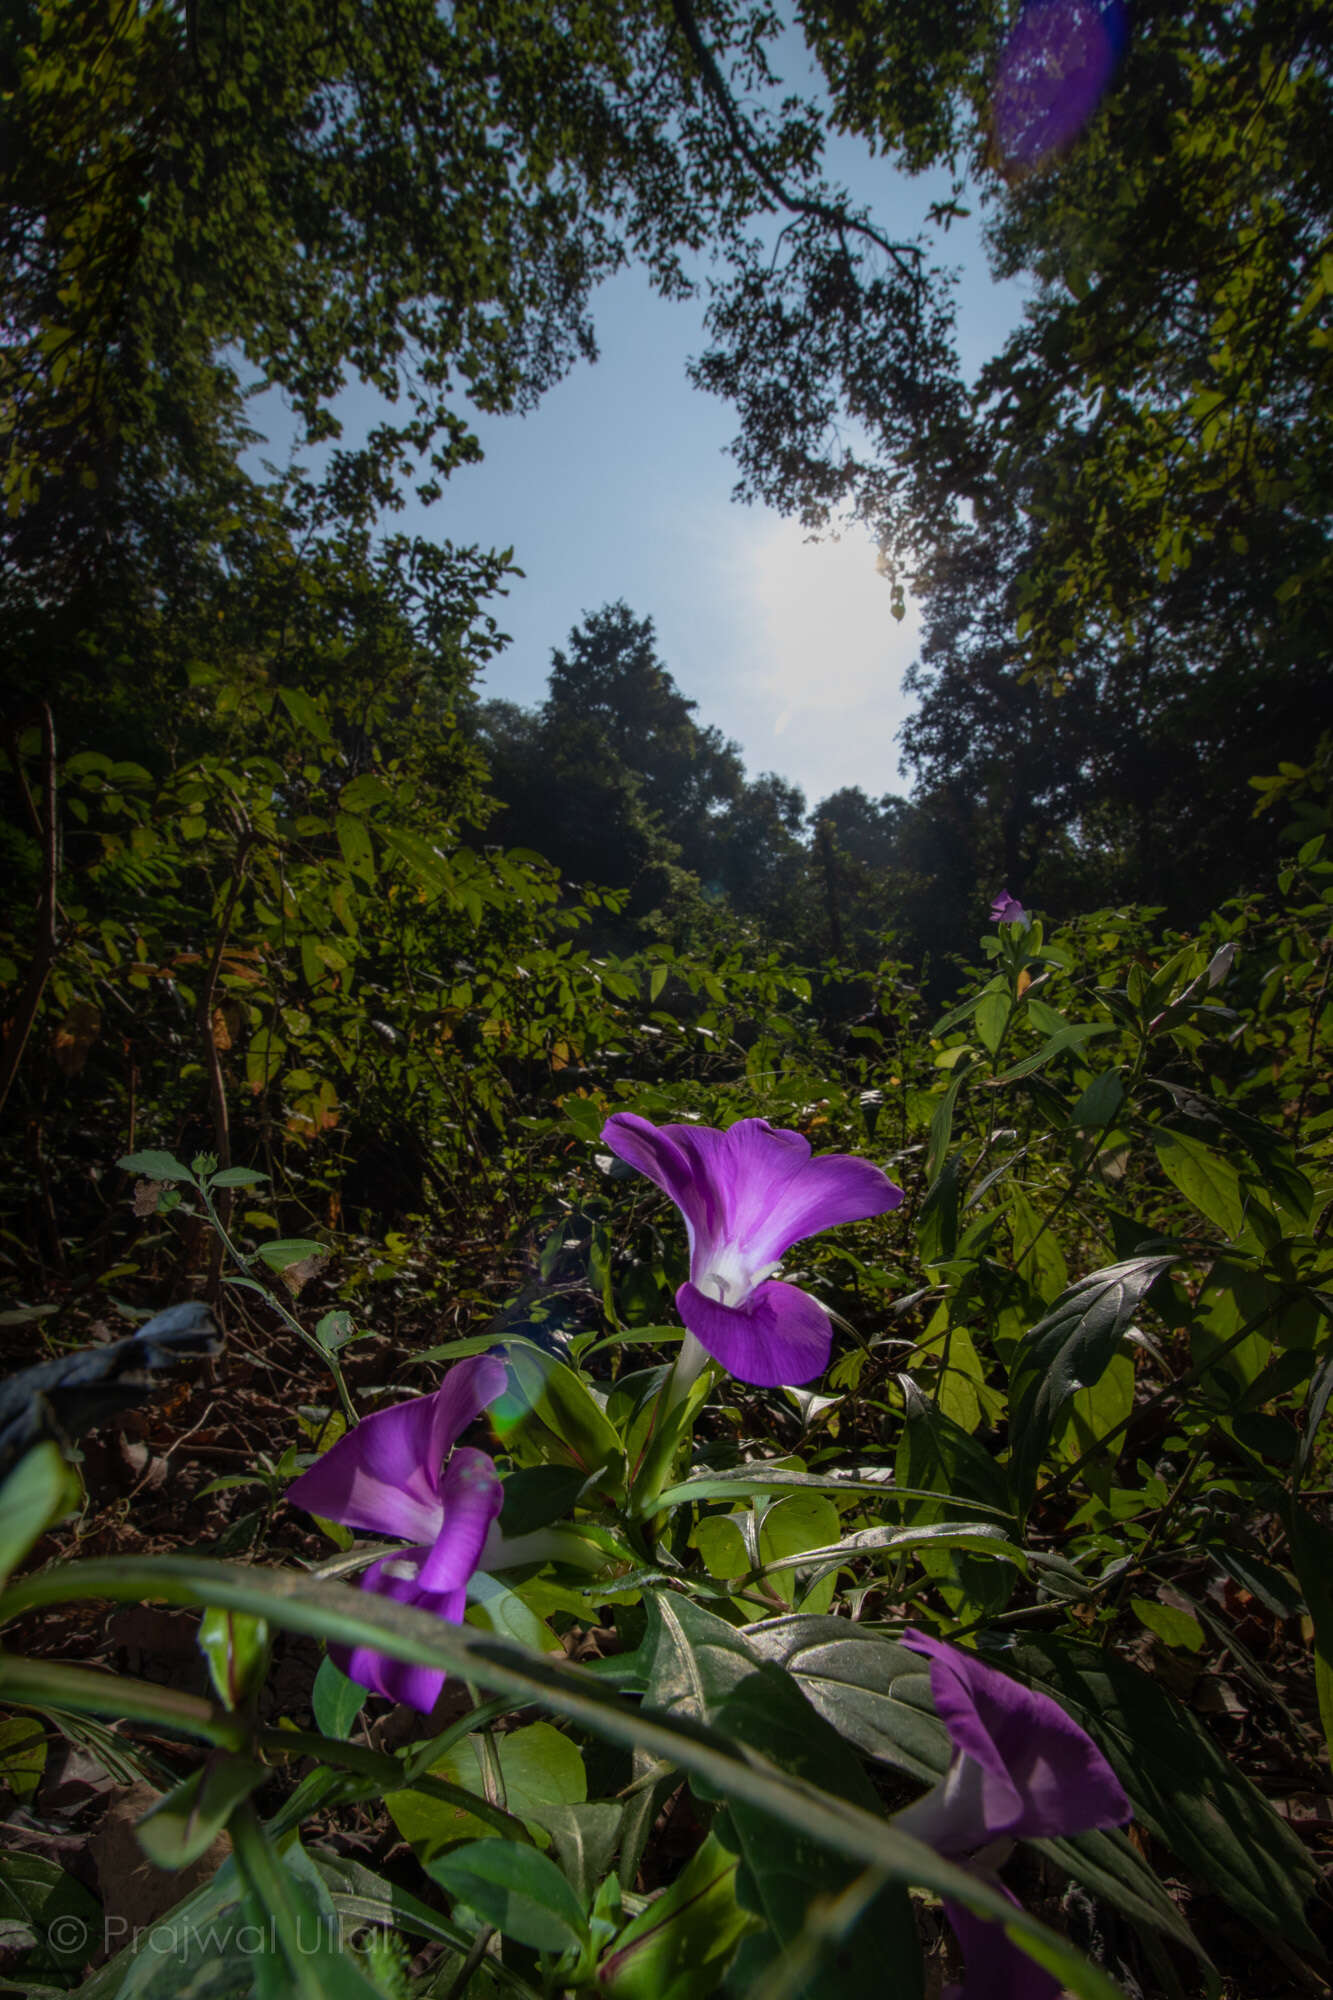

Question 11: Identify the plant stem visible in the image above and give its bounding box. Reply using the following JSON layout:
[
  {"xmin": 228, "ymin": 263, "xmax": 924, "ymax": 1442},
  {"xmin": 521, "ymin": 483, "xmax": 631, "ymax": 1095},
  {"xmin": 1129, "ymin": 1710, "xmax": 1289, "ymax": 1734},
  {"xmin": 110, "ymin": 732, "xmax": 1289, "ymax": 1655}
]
[{"xmin": 0, "ymin": 1654, "xmax": 244, "ymax": 1749}]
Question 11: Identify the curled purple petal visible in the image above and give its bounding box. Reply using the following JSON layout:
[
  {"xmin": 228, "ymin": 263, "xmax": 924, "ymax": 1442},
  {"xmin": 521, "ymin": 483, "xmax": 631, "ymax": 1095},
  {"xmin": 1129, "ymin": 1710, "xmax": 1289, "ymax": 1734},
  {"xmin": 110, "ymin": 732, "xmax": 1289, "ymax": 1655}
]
[
  {"xmin": 677, "ymin": 1276, "xmax": 832, "ymax": 1387},
  {"xmin": 901, "ymin": 1630, "xmax": 1131, "ymax": 1846},
  {"xmin": 330, "ymin": 1552, "xmax": 469, "ymax": 1715},
  {"xmin": 287, "ymin": 1358, "xmax": 507, "ymax": 1717},
  {"xmin": 286, "ymin": 1353, "xmax": 507, "ymax": 1543},
  {"xmin": 943, "ymin": 1891, "xmax": 1062, "ymax": 2000},
  {"xmin": 601, "ymin": 1114, "xmax": 721, "ymax": 1252},
  {"xmin": 416, "ymin": 1447, "xmax": 504, "ymax": 1592}
]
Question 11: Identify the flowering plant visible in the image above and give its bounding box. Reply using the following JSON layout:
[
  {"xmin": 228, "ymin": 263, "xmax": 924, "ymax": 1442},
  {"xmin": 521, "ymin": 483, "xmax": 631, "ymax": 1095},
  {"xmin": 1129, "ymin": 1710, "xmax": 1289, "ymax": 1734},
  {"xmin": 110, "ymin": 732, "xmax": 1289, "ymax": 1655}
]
[{"xmin": 895, "ymin": 1629, "xmax": 1132, "ymax": 1999}]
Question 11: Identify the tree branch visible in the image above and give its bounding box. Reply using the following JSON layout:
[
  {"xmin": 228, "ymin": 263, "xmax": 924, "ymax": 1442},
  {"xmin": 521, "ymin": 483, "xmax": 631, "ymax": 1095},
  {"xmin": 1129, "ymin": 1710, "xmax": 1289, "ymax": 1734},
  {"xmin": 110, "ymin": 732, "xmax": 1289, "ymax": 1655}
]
[{"xmin": 665, "ymin": 0, "xmax": 924, "ymax": 286}]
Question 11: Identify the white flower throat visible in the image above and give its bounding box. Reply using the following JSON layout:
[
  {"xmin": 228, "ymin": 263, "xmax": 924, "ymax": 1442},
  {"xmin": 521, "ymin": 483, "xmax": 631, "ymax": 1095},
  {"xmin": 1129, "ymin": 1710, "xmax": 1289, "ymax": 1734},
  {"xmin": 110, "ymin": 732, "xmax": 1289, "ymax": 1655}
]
[{"xmin": 697, "ymin": 1245, "xmax": 778, "ymax": 1306}]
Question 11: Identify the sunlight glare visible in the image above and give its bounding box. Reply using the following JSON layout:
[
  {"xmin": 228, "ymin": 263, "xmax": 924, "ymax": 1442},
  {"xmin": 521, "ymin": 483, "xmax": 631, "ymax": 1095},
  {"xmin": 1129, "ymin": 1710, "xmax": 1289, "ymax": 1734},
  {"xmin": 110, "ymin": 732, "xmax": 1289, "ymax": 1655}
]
[{"xmin": 733, "ymin": 516, "xmax": 921, "ymax": 802}]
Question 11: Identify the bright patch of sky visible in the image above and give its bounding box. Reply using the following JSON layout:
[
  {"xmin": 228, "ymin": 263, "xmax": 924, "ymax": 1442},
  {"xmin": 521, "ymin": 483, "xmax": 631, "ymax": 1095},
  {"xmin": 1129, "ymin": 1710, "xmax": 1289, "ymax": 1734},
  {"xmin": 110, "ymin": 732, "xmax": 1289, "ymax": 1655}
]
[{"xmin": 249, "ymin": 54, "xmax": 1030, "ymax": 810}]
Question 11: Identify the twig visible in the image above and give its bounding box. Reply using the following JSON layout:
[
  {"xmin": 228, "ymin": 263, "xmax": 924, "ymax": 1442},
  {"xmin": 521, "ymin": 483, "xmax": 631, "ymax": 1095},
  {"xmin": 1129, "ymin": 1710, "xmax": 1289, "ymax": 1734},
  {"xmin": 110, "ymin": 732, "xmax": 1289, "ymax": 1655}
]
[
  {"xmin": 0, "ymin": 703, "xmax": 59, "ymax": 1119},
  {"xmin": 197, "ymin": 828, "xmax": 255, "ymax": 1298},
  {"xmin": 442, "ymin": 1925, "xmax": 497, "ymax": 2000},
  {"xmin": 666, "ymin": 0, "xmax": 924, "ymax": 286}
]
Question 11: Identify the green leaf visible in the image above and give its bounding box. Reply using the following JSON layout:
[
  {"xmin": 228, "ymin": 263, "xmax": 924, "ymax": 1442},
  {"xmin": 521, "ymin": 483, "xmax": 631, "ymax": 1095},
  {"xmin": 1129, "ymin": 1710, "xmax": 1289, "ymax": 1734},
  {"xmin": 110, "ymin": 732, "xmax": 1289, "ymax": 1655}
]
[
  {"xmin": 118, "ymin": 1149, "xmax": 195, "ymax": 1183},
  {"xmin": 380, "ymin": 825, "xmax": 456, "ymax": 900},
  {"xmin": 208, "ymin": 1167, "xmax": 269, "ymax": 1188},
  {"xmin": 756, "ymin": 1491, "xmax": 842, "ymax": 1610},
  {"xmin": 1152, "ymin": 1081, "xmax": 1312, "ymax": 1205},
  {"xmin": 1010, "ymin": 1255, "xmax": 1176, "ymax": 1502},
  {"xmin": 653, "ymin": 1466, "xmax": 1009, "ymax": 1519},
  {"xmin": 642, "ymin": 1596, "xmax": 922, "ymax": 2000},
  {"xmin": 498, "ymin": 1465, "xmax": 589, "ymax": 1538},
  {"xmin": 1055, "ymin": 1351, "xmax": 1134, "ymax": 1472},
  {"xmin": 277, "ymin": 686, "xmax": 333, "ymax": 744},
  {"xmin": 466, "ymin": 1572, "xmax": 562, "ymax": 1654},
  {"xmin": 713, "ymin": 1669, "xmax": 923, "ymax": 2000},
  {"xmin": 335, "ymin": 811, "xmax": 376, "ymax": 883},
  {"xmin": 388, "ymin": 1719, "xmax": 585, "ymax": 1859},
  {"xmin": 0, "ymin": 1443, "xmax": 81, "ymax": 1585},
  {"xmin": 0, "ymin": 1850, "xmax": 100, "ymax": 1975},
  {"xmin": 493, "ymin": 1343, "xmax": 625, "ymax": 1493},
  {"xmin": 314, "ymin": 1310, "xmax": 358, "ymax": 1354},
  {"xmin": 1033, "ymin": 1829, "xmax": 1207, "ymax": 1965},
  {"xmin": 0, "ymin": 1715, "xmax": 46, "ymax": 1801},
  {"xmin": 256, "ymin": 1238, "xmax": 328, "ymax": 1271},
  {"xmin": 0, "ymin": 1553, "xmax": 1131, "ymax": 1999},
  {"xmin": 1014, "ymin": 1637, "xmax": 1321, "ymax": 1956},
  {"xmin": 312, "ymin": 1655, "xmax": 366, "ymax": 1740},
  {"xmin": 231, "ymin": 1824, "xmax": 380, "ymax": 2000},
  {"xmin": 927, "ymin": 1057, "xmax": 974, "ymax": 1183},
  {"xmin": 524, "ymin": 1801, "xmax": 622, "ymax": 1905},
  {"xmin": 917, "ymin": 1153, "xmax": 960, "ymax": 1263},
  {"xmin": 1152, "ymin": 1129, "xmax": 1247, "ymax": 1238},
  {"xmin": 895, "ymin": 1381, "xmax": 1014, "ymax": 1521},
  {"xmin": 137, "ymin": 1756, "xmax": 268, "ymax": 1870},
  {"xmin": 597, "ymin": 1831, "xmax": 755, "ymax": 1998},
  {"xmin": 995, "ymin": 1024, "xmax": 1112, "ymax": 1081},
  {"xmin": 1130, "ymin": 1597, "xmax": 1205, "ymax": 1653},
  {"xmin": 427, "ymin": 1839, "xmax": 589, "ymax": 1955},
  {"xmin": 975, "ymin": 988, "xmax": 1010, "ymax": 1057},
  {"xmin": 1067, "ymin": 1070, "xmax": 1124, "ymax": 1129},
  {"xmin": 742, "ymin": 1615, "xmax": 947, "ymax": 1786},
  {"xmin": 198, "ymin": 1608, "xmax": 269, "ymax": 1708}
]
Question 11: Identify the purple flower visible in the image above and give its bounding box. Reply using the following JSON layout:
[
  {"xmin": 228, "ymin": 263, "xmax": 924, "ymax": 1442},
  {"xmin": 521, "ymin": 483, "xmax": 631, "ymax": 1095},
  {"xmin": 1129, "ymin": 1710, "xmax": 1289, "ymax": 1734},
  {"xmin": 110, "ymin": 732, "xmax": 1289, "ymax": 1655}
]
[
  {"xmin": 601, "ymin": 1114, "xmax": 902, "ymax": 1387},
  {"xmin": 286, "ymin": 1355, "xmax": 507, "ymax": 1714},
  {"xmin": 896, "ymin": 1629, "xmax": 1131, "ymax": 2000},
  {"xmin": 989, "ymin": 890, "xmax": 1029, "ymax": 928}
]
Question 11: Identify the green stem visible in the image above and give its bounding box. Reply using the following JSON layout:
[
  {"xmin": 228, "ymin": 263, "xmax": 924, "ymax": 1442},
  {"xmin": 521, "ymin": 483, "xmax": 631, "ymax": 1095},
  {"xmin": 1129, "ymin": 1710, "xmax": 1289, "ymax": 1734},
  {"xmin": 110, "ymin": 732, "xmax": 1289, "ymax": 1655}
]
[
  {"xmin": 0, "ymin": 1653, "xmax": 244, "ymax": 1749},
  {"xmin": 256, "ymin": 1728, "xmax": 531, "ymax": 1840},
  {"xmin": 229, "ymin": 1801, "xmax": 330, "ymax": 2000},
  {"xmin": 202, "ymin": 1186, "xmax": 356, "ymax": 1424}
]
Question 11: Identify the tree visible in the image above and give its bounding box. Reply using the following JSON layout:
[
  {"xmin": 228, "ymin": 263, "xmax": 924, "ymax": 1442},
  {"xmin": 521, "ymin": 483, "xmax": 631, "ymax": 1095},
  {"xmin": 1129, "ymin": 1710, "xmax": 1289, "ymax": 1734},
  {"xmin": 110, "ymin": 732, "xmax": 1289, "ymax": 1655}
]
[
  {"xmin": 796, "ymin": 0, "xmax": 1333, "ymax": 671},
  {"xmin": 2, "ymin": 1, "xmax": 964, "ymax": 681}
]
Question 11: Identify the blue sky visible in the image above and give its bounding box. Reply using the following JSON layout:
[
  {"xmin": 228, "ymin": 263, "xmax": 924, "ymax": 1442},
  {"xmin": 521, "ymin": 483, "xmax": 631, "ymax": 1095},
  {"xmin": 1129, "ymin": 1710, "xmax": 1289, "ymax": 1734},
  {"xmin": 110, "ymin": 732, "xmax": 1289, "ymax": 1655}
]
[{"xmin": 254, "ymin": 85, "xmax": 1030, "ymax": 810}]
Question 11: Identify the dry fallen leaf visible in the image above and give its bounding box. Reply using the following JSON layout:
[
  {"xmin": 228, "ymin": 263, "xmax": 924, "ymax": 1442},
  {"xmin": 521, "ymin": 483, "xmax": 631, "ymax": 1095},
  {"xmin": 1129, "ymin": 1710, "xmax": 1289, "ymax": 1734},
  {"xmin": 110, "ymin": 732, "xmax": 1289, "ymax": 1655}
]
[{"xmin": 53, "ymin": 998, "xmax": 102, "ymax": 1076}]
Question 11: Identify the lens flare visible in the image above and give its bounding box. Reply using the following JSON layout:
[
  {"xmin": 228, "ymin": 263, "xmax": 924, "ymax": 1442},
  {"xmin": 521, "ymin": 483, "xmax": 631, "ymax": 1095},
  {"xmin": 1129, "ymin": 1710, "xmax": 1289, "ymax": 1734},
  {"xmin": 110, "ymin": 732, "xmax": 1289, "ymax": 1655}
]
[{"xmin": 992, "ymin": 0, "xmax": 1129, "ymax": 170}]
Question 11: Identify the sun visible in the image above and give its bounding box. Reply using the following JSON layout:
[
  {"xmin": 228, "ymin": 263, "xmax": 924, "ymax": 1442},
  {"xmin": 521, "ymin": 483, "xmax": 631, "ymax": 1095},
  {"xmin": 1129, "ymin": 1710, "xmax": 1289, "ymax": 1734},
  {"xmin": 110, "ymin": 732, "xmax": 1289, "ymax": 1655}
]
[{"xmin": 729, "ymin": 515, "xmax": 923, "ymax": 802}]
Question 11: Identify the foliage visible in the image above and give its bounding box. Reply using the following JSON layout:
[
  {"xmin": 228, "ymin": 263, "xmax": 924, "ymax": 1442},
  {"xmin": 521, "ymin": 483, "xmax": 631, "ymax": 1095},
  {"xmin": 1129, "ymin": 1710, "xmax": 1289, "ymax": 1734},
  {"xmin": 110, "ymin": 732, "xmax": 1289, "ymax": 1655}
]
[
  {"xmin": 3, "ymin": 793, "xmax": 1331, "ymax": 1994},
  {"xmin": 4, "ymin": 6, "xmax": 1333, "ymax": 1997}
]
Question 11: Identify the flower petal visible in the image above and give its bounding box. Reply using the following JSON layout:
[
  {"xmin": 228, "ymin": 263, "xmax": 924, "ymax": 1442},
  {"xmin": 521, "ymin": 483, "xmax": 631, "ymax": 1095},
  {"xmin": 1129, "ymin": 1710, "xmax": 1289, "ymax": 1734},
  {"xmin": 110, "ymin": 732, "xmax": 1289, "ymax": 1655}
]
[
  {"xmin": 943, "ymin": 1891, "xmax": 1062, "ymax": 2000},
  {"xmin": 671, "ymin": 1119, "xmax": 899, "ymax": 1278},
  {"xmin": 416, "ymin": 1447, "xmax": 504, "ymax": 1592},
  {"xmin": 677, "ymin": 1276, "xmax": 832, "ymax": 1386},
  {"xmin": 330, "ymin": 1554, "xmax": 470, "ymax": 1715},
  {"xmin": 601, "ymin": 1114, "xmax": 722, "ymax": 1256},
  {"xmin": 722, "ymin": 1139, "xmax": 902, "ymax": 1275},
  {"xmin": 605, "ymin": 1114, "xmax": 901, "ymax": 1292},
  {"xmin": 902, "ymin": 1631, "xmax": 1130, "ymax": 1843},
  {"xmin": 286, "ymin": 1354, "xmax": 507, "ymax": 1543}
]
